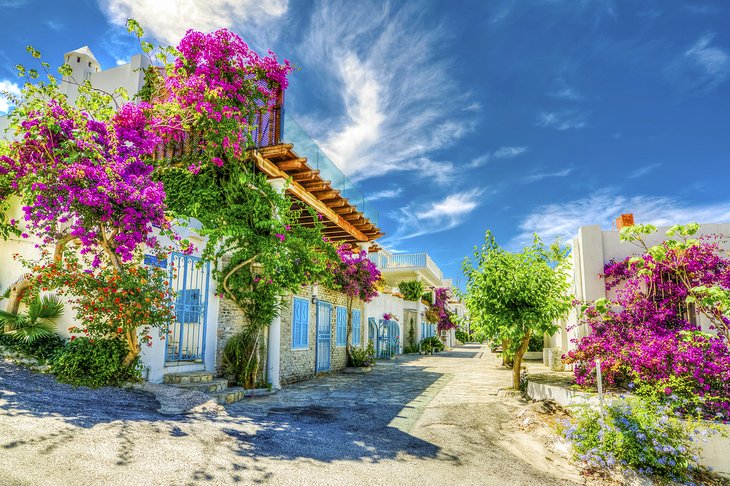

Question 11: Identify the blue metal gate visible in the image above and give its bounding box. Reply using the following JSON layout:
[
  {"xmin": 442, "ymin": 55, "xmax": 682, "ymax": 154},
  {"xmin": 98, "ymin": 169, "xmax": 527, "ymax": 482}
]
[
  {"xmin": 377, "ymin": 319, "xmax": 400, "ymax": 359},
  {"xmin": 315, "ymin": 301, "xmax": 332, "ymax": 372},
  {"xmin": 166, "ymin": 252, "xmax": 210, "ymax": 362}
]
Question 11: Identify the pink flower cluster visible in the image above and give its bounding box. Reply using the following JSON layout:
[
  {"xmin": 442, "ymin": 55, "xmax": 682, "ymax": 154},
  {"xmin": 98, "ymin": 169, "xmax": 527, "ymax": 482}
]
[
  {"xmin": 160, "ymin": 28, "xmax": 292, "ymax": 165},
  {"xmin": 1, "ymin": 101, "xmax": 168, "ymax": 263},
  {"xmin": 331, "ymin": 245, "xmax": 381, "ymax": 303},
  {"xmin": 433, "ymin": 287, "xmax": 457, "ymax": 332},
  {"xmin": 565, "ymin": 239, "xmax": 730, "ymax": 420}
]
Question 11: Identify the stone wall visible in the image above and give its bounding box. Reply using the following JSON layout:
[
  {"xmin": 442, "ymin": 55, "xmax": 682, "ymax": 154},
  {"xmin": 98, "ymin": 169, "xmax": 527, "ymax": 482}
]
[
  {"xmin": 279, "ymin": 286, "xmax": 365, "ymax": 385},
  {"xmin": 215, "ymin": 297, "xmax": 267, "ymax": 384}
]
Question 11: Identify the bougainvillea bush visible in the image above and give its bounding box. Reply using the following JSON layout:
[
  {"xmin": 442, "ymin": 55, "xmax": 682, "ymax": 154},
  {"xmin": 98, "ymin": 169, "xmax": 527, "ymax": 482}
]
[
  {"xmin": 0, "ymin": 21, "xmax": 321, "ymax": 385},
  {"xmin": 564, "ymin": 224, "xmax": 730, "ymax": 420},
  {"xmin": 331, "ymin": 245, "xmax": 381, "ymax": 365},
  {"xmin": 433, "ymin": 287, "xmax": 457, "ymax": 333}
]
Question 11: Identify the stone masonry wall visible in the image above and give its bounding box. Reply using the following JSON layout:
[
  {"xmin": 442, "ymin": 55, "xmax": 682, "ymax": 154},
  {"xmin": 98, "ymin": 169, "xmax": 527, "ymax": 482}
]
[
  {"xmin": 215, "ymin": 297, "xmax": 268, "ymax": 383},
  {"xmin": 280, "ymin": 285, "xmax": 365, "ymax": 385}
]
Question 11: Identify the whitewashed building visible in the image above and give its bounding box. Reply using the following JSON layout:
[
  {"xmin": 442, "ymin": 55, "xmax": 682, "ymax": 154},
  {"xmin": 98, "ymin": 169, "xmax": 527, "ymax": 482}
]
[
  {"xmin": 545, "ymin": 216, "xmax": 730, "ymax": 365},
  {"xmin": 366, "ymin": 248, "xmax": 461, "ymax": 354},
  {"xmin": 1, "ymin": 45, "xmax": 383, "ymax": 395}
]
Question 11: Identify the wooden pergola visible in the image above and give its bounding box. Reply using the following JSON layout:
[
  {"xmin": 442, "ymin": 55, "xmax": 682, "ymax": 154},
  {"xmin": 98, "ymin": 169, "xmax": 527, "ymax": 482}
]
[{"xmin": 252, "ymin": 144, "xmax": 383, "ymax": 247}]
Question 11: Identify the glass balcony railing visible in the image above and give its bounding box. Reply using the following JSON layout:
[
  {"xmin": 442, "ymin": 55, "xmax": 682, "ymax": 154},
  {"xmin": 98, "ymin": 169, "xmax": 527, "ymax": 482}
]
[{"xmin": 282, "ymin": 114, "xmax": 378, "ymax": 227}]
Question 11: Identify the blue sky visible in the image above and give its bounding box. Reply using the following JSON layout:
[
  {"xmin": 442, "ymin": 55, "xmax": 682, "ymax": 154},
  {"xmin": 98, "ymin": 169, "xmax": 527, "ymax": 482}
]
[{"xmin": 2, "ymin": 0, "xmax": 730, "ymax": 286}]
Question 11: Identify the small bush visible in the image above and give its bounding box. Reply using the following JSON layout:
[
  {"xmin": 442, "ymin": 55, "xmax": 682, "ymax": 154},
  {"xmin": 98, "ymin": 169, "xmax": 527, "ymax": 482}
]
[
  {"xmin": 563, "ymin": 396, "xmax": 714, "ymax": 483},
  {"xmin": 0, "ymin": 332, "xmax": 65, "ymax": 363},
  {"xmin": 399, "ymin": 280, "xmax": 424, "ymax": 301},
  {"xmin": 455, "ymin": 329, "xmax": 471, "ymax": 343},
  {"xmin": 420, "ymin": 336, "xmax": 444, "ymax": 352},
  {"xmin": 52, "ymin": 337, "xmax": 141, "ymax": 388},
  {"xmin": 527, "ymin": 334, "xmax": 544, "ymax": 352},
  {"xmin": 350, "ymin": 340, "xmax": 376, "ymax": 367}
]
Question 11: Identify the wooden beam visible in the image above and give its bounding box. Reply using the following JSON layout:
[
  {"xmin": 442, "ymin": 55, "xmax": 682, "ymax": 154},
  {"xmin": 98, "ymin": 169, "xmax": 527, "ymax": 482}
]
[
  {"xmin": 258, "ymin": 144, "xmax": 293, "ymax": 159},
  {"xmin": 252, "ymin": 150, "xmax": 370, "ymax": 242},
  {"xmin": 276, "ymin": 158, "xmax": 306, "ymax": 171},
  {"xmin": 291, "ymin": 169, "xmax": 319, "ymax": 182},
  {"xmin": 334, "ymin": 206, "xmax": 356, "ymax": 215},
  {"xmin": 301, "ymin": 180, "xmax": 331, "ymax": 192},
  {"xmin": 312, "ymin": 190, "xmax": 340, "ymax": 200}
]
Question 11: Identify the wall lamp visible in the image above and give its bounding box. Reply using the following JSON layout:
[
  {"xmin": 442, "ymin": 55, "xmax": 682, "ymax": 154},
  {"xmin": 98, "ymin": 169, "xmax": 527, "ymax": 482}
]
[{"xmin": 311, "ymin": 283, "xmax": 319, "ymax": 305}]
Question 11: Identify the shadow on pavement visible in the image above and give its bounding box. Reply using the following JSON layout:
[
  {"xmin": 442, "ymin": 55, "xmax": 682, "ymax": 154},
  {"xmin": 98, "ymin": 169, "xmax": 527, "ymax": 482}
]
[
  {"xmin": 0, "ymin": 362, "xmax": 164, "ymax": 428},
  {"xmin": 219, "ymin": 361, "xmax": 457, "ymax": 466}
]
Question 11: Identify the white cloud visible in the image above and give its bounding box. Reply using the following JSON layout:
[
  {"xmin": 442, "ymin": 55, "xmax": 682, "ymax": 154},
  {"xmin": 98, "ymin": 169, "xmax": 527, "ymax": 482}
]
[
  {"xmin": 681, "ymin": 33, "xmax": 729, "ymax": 91},
  {"xmin": 494, "ymin": 146, "xmax": 527, "ymax": 158},
  {"xmin": 629, "ymin": 163, "xmax": 661, "ymax": 179},
  {"xmin": 512, "ymin": 190, "xmax": 730, "ymax": 248},
  {"xmin": 467, "ymin": 155, "xmax": 490, "ymax": 169},
  {"xmin": 98, "ymin": 0, "xmax": 288, "ymax": 45},
  {"xmin": 523, "ymin": 168, "xmax": 572, "ymax": 183},
  {"xmin": 381, "ymin": 189, "xmax": 484, "ymax": 245},
  {"xmin": 298, "ymin": 2, "xmax": 476, "ymax": 182},
  {"xmin": 548, "ymin": 83, "xmax": 582, "ymax": 101},
  {"xmin": 467, "ymin": 146, "xmax": 527, "ymax": 168},
  {"xmin": 115, "ymin": 58, "xmax": 128, "ymax": 66},
  {"xmin": 536, "ymin": 110, "xmax": 587, "ymax": 130},
  {"xmin": 0, "ymin": 80, "xmax": 22, "ymax": 114},
  {"xmin": 367, "ymin": 187, "xmax": 403, "ymax": 201}
]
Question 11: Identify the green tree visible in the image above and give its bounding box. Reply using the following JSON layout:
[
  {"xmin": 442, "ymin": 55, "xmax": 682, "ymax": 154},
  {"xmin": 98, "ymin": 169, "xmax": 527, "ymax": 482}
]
[{"xmin": 461, "ymin": 232, "xmax": 572, "ymax": 390}]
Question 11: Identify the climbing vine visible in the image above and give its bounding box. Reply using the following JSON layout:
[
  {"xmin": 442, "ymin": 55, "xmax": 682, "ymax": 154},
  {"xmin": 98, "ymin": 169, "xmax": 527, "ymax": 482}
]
[{"xmin": 135, "ymin": 24, "xmax": 336, "ymax": 387}]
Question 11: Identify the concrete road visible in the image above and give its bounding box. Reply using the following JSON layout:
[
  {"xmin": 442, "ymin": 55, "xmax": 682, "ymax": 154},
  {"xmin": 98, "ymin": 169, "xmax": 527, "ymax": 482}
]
[{"xmin": 0, "ymin": 344, "xmax": 586, "ymax": 486}]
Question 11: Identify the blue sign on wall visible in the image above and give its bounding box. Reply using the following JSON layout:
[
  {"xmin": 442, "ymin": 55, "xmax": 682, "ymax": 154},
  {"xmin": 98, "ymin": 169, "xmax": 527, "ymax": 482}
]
[{"xmin": 144, "ymin": 254, "xmax": 168, "ymax": 269}]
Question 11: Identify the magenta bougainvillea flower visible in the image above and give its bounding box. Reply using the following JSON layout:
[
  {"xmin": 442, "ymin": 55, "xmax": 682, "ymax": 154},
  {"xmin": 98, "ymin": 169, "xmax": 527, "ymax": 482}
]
[{"xmin": 565, "ymin": 237, "xmax": 730, "ymax": 420}]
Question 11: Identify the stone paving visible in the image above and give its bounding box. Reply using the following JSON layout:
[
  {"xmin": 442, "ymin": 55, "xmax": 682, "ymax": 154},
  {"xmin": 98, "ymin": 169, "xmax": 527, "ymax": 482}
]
[{"xmin": 0, "ymin": 344, "xmax": 588, "ymax": 486}]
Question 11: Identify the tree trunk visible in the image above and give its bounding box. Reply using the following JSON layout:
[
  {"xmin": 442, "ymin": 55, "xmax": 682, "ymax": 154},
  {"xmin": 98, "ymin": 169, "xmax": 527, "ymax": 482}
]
[
  {"xmin": 501, "ymin": 338, "xmax": 513, "ymax": 367},
  {"xmin": 5, "ymin": 279, "xmax": 32, "ymax": 315},
  {"xmin": 122, "ymin": 330, "xmax": 140, "ymax": 367},
  {"xmin": 345, "ymin": 296, "xmax": 353, "ymax": 366},
  {"xmin": 512, "ymin": 329, "xmax": 532, "ymax": 390}
]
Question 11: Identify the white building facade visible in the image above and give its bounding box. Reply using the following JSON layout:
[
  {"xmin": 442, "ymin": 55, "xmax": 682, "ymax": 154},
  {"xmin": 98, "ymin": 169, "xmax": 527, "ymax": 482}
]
[{"xmin": 546, "ymin": 221, "xmax": 730, "ymax": 362}]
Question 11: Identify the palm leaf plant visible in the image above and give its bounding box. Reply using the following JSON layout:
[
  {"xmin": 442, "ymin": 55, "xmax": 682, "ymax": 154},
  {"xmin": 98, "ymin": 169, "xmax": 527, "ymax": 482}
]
[{"xmin": 0, "ymin": 294, "xmax": 63, "ymax": 344}]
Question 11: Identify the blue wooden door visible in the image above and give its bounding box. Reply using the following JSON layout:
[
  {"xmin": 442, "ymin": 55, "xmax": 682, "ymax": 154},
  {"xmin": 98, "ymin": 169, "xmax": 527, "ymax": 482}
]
[
  {"xmin": 167, "ymin": 252, "xmax": 210, "ymax": 362},
  {"xmin": 316, "ymin": 302, "xmax": 332, "ymax": 372}
]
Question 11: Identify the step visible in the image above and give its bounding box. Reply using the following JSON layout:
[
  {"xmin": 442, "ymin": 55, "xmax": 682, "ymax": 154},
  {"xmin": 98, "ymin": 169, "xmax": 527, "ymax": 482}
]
[
  {"xmin": 173, "ymin": 378, "xmax": 229, "ymax": 394},
  {"xmin": 163, "ymin": 370, "xmax": 214, "ymax": 385},
  {"xmin": 212, "ymin": 386, "xmax": 246, "ymax": 405}
]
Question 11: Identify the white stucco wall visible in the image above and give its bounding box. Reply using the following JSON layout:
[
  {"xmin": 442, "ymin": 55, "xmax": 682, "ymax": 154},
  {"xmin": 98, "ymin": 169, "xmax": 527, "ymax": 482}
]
[
  {"xmin": 365, "ymin": 292, "xmax": 406, "ymax": 353},
  {"xmin": 0, "ymin": 195, "xmax": 219, "ymax": 383},
  {"xmin": 550, "ymin": 222, "xmax": 730, "ymax": 354}
]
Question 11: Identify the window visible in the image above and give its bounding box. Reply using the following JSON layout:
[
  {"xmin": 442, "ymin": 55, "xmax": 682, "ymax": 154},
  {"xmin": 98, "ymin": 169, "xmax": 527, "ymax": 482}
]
[
  {"xmin": 352, "ymin": 310, "xmax": 361, "ymax": 346},
  {"xmin": 336, "ymin": 306, "xmax": 347, "ymax": 346},
  {"xmin": 76, "ymin": 56, "xmax": 80, "ymax": 63},
  {"xmin": 292, "ymin": 297, "xmax": 309, "ymax": 349}
]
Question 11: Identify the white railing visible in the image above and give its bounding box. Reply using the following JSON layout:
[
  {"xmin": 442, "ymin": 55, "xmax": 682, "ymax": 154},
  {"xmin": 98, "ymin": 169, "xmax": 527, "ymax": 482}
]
[{"xmin": 368, "ymin": 251, "xmax": 443, "ymax": 281}]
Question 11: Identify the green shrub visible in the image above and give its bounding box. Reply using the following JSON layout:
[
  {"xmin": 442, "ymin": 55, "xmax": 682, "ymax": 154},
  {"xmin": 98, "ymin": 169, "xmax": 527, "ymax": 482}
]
[
  {"xmin": 527, "ymin": 334, "xmax": 544, "ymax": 352},
  {"xmin": 0, "ymin": 332, "xmax": 65, "ymax": 363},
  {"xmin": 563, "ymin": 396, "xmax": 715, "ymax": 482},
  {"xmin": 455, "ymin": 329, "xmax": 471, "ymax": 343},
  {"xmin": 399, "ymin": 280, "xmax": 424, "ymax": 301},
  {"xmin": 52, "ymin": 337, "xmax": 141, "ymax": 388},
  {"xmin": 350, "ymin": 340, "xmax": 376, "ymax": 367},
  {"xmin": 420, "ymin": 336, "xmax": 444, "ymax": 352},
  {"xmin": 221, "ymin": 330, "xmax": 267, "ymax": 388}
]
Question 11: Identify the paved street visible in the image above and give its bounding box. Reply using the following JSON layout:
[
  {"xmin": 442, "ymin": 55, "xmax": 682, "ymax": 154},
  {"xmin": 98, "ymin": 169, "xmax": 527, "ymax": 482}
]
[{"xmin": 0, "ymin": 345, "xmax": 586, "ymax": 485}]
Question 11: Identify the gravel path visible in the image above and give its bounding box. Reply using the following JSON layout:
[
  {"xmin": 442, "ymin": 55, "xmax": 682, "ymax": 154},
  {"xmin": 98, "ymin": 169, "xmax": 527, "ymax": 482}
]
[{"xmin": 0, "ymin": 345, "xmax": 587, "ymax": 486}]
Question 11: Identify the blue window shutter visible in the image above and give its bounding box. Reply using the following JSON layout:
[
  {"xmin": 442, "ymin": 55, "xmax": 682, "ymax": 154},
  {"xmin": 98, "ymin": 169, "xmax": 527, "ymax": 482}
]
[
  {"xmin": 292, "ymin": 298, "xmax": 309, "ymax": 348},
  {"xmin": 352, "ymin": 310, "xmax": 361, "ymax": 345},
  {"xmin": 336, "ymin": 306, "xmax": 347, "ymax": 346}
]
